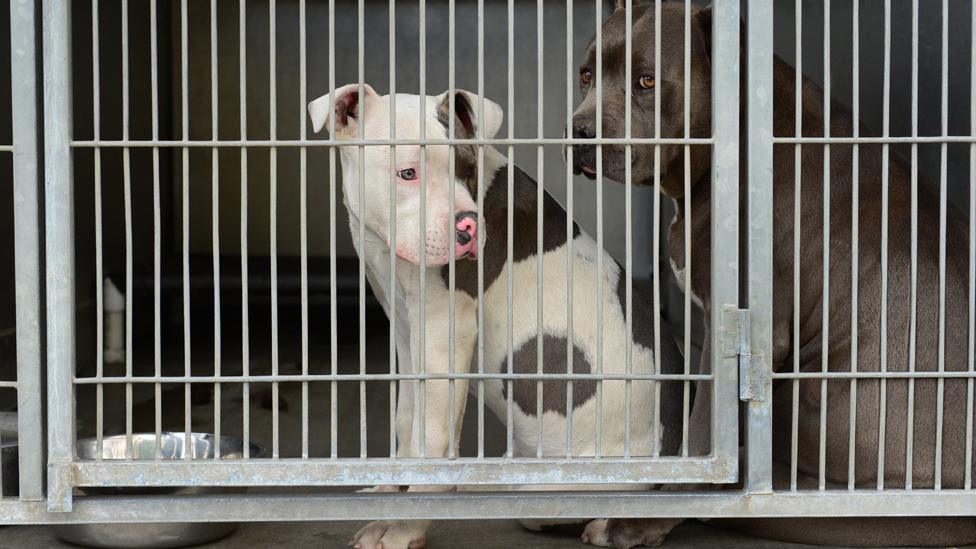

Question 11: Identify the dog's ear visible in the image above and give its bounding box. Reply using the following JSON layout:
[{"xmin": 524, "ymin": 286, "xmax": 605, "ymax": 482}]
[
  {"xmin": 308, "ymin": 83, "xmax": 378, "ymax": 136},
  {"xmin": 437, "ymin": 90, "xmax": 504, "ymax": 140}
]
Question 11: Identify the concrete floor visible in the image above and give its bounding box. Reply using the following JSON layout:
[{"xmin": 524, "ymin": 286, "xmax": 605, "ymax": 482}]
[{"xmin": 0, "ymin": 520, "xmax": 838, "ymax": 549}]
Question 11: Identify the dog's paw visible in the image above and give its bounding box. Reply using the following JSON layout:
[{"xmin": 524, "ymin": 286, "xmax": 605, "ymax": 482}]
[
  {"xmin": 357, "ymin": 485, "xmax": 402, "ymax": 494},
  {"xmin": 350, "ymin": 520, "xmax": 428, "ymax": 549},
  {"xmin": 583, "ymin": 518, "xmax": 678, "ymax": 549},
  {"xmin": 581, "ymin": 519, "xmax": 613, "ymax": 547}
]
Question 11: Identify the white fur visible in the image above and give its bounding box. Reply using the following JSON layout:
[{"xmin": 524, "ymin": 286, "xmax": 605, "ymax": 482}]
[{"xmin": 310, "ymin": 87, "xmax": 664, "ymax": 548}]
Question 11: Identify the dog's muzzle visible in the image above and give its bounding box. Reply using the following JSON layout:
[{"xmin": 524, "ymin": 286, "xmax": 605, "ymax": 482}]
[
  {"xmin": 455, "ymin": 211, "xmax": 478, "ymax": 259},
  {"xmin": 571, "ymin": 119, "xmax": 597, "ymax": 180}
]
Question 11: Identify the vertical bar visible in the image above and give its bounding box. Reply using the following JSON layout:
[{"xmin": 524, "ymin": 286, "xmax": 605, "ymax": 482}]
[
  {"xmin": 568, "ymin": 0, "xmax": 583, "ymax": 457},
  {"xmin": 93, "ymin": 0, "xmax": 104, "ymax": 463},
  {"xmin": 651, "ymin": 0, "xmax": 663, "ymax": 458},
  {"xmin": 270, "ymin": 0, "xmax": 280, "ymax": 460},
  {"xmin": 906, "ymin": 0, "xmax": 919, "ymax": 490},
  {"xmin": 122, "ymin": 0, "xmax": 134, "ymax": 460},
  {"xmin": 10, "ymin": 0, "xmax": 43, "ymax": 501},
  {"xmin": 594, "ymin": 0, "xmax": 607, "ymax": 458},
  {"xmin": 210, "ymin": 0, "xmax": 222, "ymax": 460},
  {"xmin": 239, "ymin": 0, "xmax": 251, "ymax": 460},
  {"xmin": 151, "ymin": 0, "xmax": 163, "ymax": 460},
  {"xmin": 848, "ymin": 0, "xmax": 861, "ymax": 491},
  {"xmin": 505, "ymin": 0, "xmax": 514, "ymax": 458},
  {"xmin": 966, "ymin": 0, "xmax": 976, "ymax": 492},
  {"xmin": 934, "ymin": 0, "xmax": 949, "ymax": 490},
  {"xmin": 476, "ymin": 0, "xmax": 486, "ymax": 460},
  {"xmin": 299, "ymin": 0, "xmax": 309, "ymax": 460},
  {"xmin": 790, "ymin": 0, "xmax": 802, "ymax": 492},
  {"xmin": 709, "ymin": 0, "xmax": 740, "ymax": 470},
  {"xmin": 745, "ymin": 0, "xmax": 774, "ymax": 494},
  {"xmin": 43, "ymin": 0, "xmax": 76, "ymax": 512},
  {"xmin": 328, "ymin": 0, "xmax": 338, "ymax": 461},
  {"xmin": 680, "ymin": 0, "xmax": 691, "ymax": 460},
  {"xmin": 818, "ymin": 0, "xmax": 831, "ymax": 492},
  {"xmin": 877, "ymin": 0, "xmax": 891, "ymax": 490},
  {"xmin": 389, "ymin": 0, "xmax": 399, "ymax": 459},
  {"xmin": 445, "ymin": 0, "xmax": 457, "ymax": 460},
  {"xmin": 623, "ymin": 0, "xmax": 632, "ymax": 462},
  {"xmin": 565, "ymin": 0, "xmax": 577, "ymax": 459},
  {"xmin": 180, "ymin": 0, "xmax": 192, "ymax": 457},
  {"xmin": 535, "ymin": 0, "xmax": 545, "ymax": 458},
  {"xmin": 358, "ymin": 0, "xmax": 368, "ymax": 459}
]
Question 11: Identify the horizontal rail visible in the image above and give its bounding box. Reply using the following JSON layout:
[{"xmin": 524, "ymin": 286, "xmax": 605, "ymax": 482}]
[
  {"xmin": 1, "ymin": 490, "xmax": 975, "ymax": 524},
  {"xmin": 773, "ymin": 135, "xmax": 976, "ymax": 144},
  {"xmin": 0, "ymin": 145, "xmax": 12, "ymax": 152},
  {"xmin": 69, "ymin": 137, "xmax": 715, "ymax": 148},
  {"xmin": 72, "ymin": 456, "xmax": 737, "ymax": 487},
  {"xmin": 772, "ymin": 371, "xmax": 976, "ymax": 380},
  {"xmin": 73, "ymin": 373, "xmax": 713, "ymax": 384},
  {"xmin": 0, "ymin": 381, "xmax": 20, "ymax": 389}
]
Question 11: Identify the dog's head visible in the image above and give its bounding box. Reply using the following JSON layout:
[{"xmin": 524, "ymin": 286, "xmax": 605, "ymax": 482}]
[
  {"xmin": 308, "ymin": 84, "xmax": 503, "ymax": 267},
  {"xmin": 570, "ymin": 2, "xmax": 713, "ymax": 198}
]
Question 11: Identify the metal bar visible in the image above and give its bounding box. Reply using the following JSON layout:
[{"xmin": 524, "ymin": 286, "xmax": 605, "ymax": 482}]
[
  {"xmin": 270, "ymin": 0, "xmax": 280, "ymax": 460},
  {"xmin": 505, "ymin": 0, "xmax": 514, "ymax": 459},
  {"xmin": 790, "ymin": 0, "xmax": 802, "ymax": 491},
  {"xmin": 709, "ymin": 0, "xmax": 741, "ymax": 468},
  {"xmin": 594, "ymin": 0, "xmax": 606, "ymax": 458},
  {"xmin": 818, "ymin": 0, "xmax": 831, "ymax": 492},
  {"xmin": 180, "ymin": 0, "xmax": 192, "ymax": 459},
  {"xmin": 906, "ymin": 0, "xmax": 919, "ymax": 490},
  {"xmin": 210, "ymin": 0, "xmax": 222, "ymax": 460},
  {"xmin": 70, "ymin": 137, "xmax": 717, "ymax": 147},
  {"xmin": 622, "ymin": 0, "xmax": 632, "ymax": 462},
  {"xmin": 476, "ymin": 0, "xmax": 485, "ymax": 460},
  {"xmin": 565, "ymin": 0, "xmax": 577, "ymax": 459},
  {"xmin": 389, "ymin": 0, "xmax": 399, "ymax": 460},
  {"xmin": 10, "ymin": 0, "xmax": 44, "ymax": 502},
  {"xmin": 73, "ymin": 373, "xmax": 713, "ymax": 385},
  {"xmin": 772, "ymin": 136, "xmax": 976, "ymax": 144},
  {"xmin": 71, "ymin": 457, "xmax": 735, "ymax": 487},
  {"xmin": 43, "ymin": 0, "xmax": 76, "ymax": 512},
  {"xmin": 239, "ymin": 0, "xmax": 251, "ymax": 460},
  {"xmin": 151, "ymin": 0, "xmax": 162, "ymax": 460},
  {"xmin": 93, "ymin": 0, "xmax": 104, "ymax": 464},
  {"xmin": 328, "ymin": 0, "xmax": 338, "ymax": 460},
  {"xmin": 299, "ymin": 0, "xmax": 309, "ymax": 461},
  {"xmin": 651, "ymin": 0, "xmax": 663, "ymax": 458},
  {"xmin": 744, "ymin": 0, "xmax": 774, "ymax": 493},
  {"xmin": 4, "ymin": 491, "xmax": 976, "ymax": 524},
  {"xmin": 934, "ymin": 0, "xmax": 950, "ymax": 490},
  {"xmin": 359, "ymin": 0, "xmax": 369, "ymax": 460},
  {"xmin": 848, "ymin": 0, "xmax": 860, "ymax": 492},
  {"xmin": 680, "ymin": 0, "xmax": 691, "ymax": 460},
  {"xmin": 877, "ymin": 0, "xmax": 891, "ymax": 490},
  {"xmin": 535, "ymin": 0, "xmax": 545, "ymax": 459},
  {"xmin": 122, "ymin": 0, "xmax": 134, "ymax": 460},
  {"xmin": 966, "ymin": 0, "xmax": 976, "ymax": 492}
]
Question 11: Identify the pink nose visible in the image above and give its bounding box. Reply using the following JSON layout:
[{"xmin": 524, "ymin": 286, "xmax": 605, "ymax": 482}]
[{"xmin": 455, "ymin": 211, "xmax": 478, "ymax": 259}]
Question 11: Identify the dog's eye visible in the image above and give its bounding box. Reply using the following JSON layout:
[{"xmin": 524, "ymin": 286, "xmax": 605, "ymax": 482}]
[
  {"xmin": 580, "ymin": 69, "xmax": 592, "ymax": 86},
  {"xmin": 637, "ymin": 75, "xmax": 655, "ymax": 90},
  {"xmin": 398, "ymin": 168, "xmax": 417, "ymax": 181}
]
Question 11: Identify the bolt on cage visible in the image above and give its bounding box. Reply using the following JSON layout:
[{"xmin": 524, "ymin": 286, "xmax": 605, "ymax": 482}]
[{"xmin": 0, "ymin": 0, "xmax": 973, "ymax": 526}]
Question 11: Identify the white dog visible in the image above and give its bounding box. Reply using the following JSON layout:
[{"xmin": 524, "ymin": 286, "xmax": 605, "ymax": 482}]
[{"xmin": 308, "ymin": 84, "xmax": 685, "ymax": 549}]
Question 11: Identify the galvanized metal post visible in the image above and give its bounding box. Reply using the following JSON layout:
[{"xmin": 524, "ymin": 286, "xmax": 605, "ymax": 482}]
[
  {"xmin": 10, "ymin": 0, "xmax": 44, "ymax": 502},
  {"xmin": 42, "ymin": 0, "xmax": 76, "ymax": 513},
  {"xmin": 744, "ymin": 0, "xmax": 774, "ymax": 494},
  {"xmin": 709, "ymin": 0, "xmax": 741, "ymax": 474}
]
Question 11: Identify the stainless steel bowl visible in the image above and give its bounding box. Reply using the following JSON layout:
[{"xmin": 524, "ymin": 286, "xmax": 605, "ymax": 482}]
[{"xmin": 55, "ymin": 433, "xmax": 262, "ymax": 549}]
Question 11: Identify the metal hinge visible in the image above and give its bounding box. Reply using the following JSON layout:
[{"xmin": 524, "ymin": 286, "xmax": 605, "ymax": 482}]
[{"xmin": 720, "ymin": 306, "xmax": 767, "ymax": 402}]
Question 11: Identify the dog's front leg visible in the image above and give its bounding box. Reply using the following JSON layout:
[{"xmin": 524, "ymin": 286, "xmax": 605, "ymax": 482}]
[{"xmin": 351, "ymin": 282, "xmax": 478, "ymax": 549}]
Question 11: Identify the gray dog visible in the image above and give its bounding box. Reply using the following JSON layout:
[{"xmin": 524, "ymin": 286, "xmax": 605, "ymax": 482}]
[{"xmin": 571, "ymin": 2, "xmax": 976, "ymax": 547}]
